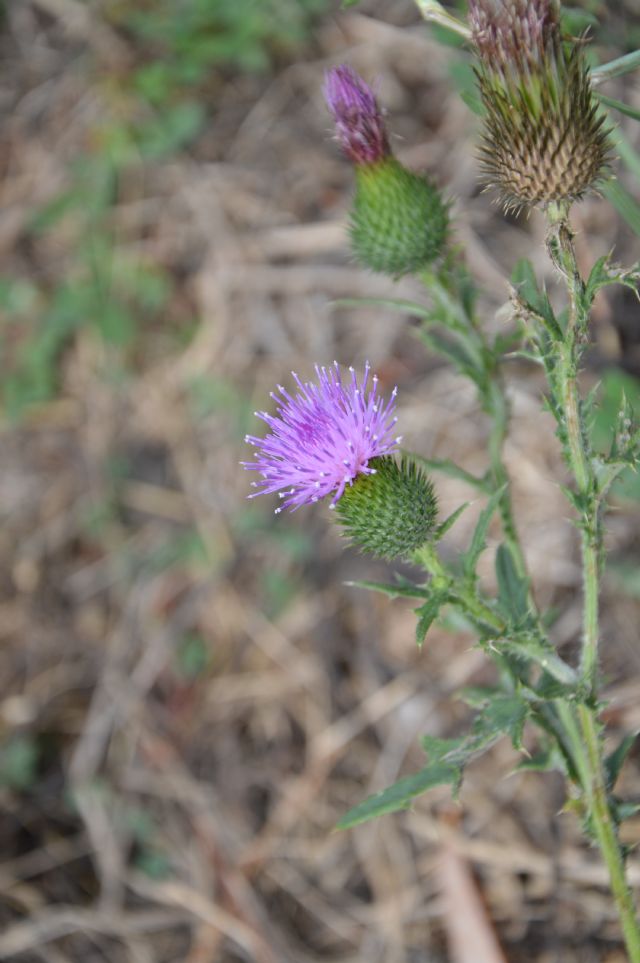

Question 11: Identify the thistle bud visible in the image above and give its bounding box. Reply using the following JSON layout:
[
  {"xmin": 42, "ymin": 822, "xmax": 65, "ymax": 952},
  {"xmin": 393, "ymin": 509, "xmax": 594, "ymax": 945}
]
[
  {"xmin": 469, "ymin": 0, "xmax": 612, "ymax": 209},
  {"xmin": 336, "ymin": 456, "xmax": 438, "ymax": 560},
  {"xmin": 324, "ymin": 65, "xmax": 448, "ymax": 277}
]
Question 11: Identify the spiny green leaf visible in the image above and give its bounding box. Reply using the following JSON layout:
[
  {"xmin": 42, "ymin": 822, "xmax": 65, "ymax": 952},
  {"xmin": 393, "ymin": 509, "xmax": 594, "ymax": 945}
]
[
  {"xmin": 331, "ymin": 296, "xmax": 436, "ymax": 321},
  {"xmin": 585, "ymin": 255, "xmax": 640, "ymax": 304},
  {"xmin": 511, "ymin": 260, "xmax": 563, "ymax": 340},
  {"xmin": 415, "ymin": 592, "xmax": 449, "ymax": 646},
  {"xmin": 473, "ymin": 693, "xmax": 529, "ymax": 752},
  {"xmin": 345, "ymin": 578, "xmax": 430, "ymax": 601},
  {"xmin": 336, "ymin": 761, "xmax": 460, "ymax": 829},
  {"xmin": 434, "ymin": 503, "xmax": 470, "ymax": 542},
  {"xmin": 462, "ymin": 485, "xmax": 506, "ymax": 582},
  {"xmin": 499, "ymin": 636, "xmax": 578, "ymax": 687},
  {"xmin": 418, "ymin": 328, "xmax": 483, "ymax": 385},
  {"xmin": 605, "ymin": 732, "xmax": 639, "ymax": 792},
  {"xmin": 516, "ymin": 743, "xmax": 564, "ymax": 773},
  {"xmin": 495, "ymin": 543, "xmax": 530, "ymax": 624},
  {"xmin": 598, "ymin": 93, "xmax": 640, "ymax": 124},
  {"xmin": 459, "ymin": 685, "xmax": 502, "ymax": 709}
]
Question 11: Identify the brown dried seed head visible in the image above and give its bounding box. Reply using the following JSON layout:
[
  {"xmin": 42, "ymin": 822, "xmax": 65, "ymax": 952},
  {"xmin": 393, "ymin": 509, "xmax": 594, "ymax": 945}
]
[{"xmin": 470, "ymin": 0, "xmax": 613, "ymax": 208}]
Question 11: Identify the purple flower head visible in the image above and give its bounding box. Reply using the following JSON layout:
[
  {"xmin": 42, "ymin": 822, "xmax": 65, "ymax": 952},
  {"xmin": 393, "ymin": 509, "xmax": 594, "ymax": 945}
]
[
  {"xmin": 243, "ymin": 362, "xmax": 401, "ymax": 513},
  {"xmin": 323, "ymin": 65, "xmax": 389, "ymax": 165},
  {"xmin": 469, "ymin": 0, "xmax": 560, "ymax": 70}
]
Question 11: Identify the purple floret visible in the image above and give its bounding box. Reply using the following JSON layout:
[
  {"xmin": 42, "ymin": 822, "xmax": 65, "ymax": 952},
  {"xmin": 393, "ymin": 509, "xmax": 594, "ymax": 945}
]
[
  {"xmin": 243, "ymin": 362, "xmax": 401, "ymax": 512},
  {"xmin": 323, "ymin": 65, "xmax": 389, "ymax": 165}
]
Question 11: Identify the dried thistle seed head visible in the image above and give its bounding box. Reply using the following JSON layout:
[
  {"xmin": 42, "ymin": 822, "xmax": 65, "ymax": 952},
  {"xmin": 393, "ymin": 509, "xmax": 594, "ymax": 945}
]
[{"xmin": 469, "ymin": 0, "xmax": 613, "ymax": 209}]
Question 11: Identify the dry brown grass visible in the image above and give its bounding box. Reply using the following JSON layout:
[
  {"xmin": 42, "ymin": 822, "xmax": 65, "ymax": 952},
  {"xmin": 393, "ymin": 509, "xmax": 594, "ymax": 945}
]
[{"xmin": 1, "ymin": 2, "xmax": 640, "ymax": 961}]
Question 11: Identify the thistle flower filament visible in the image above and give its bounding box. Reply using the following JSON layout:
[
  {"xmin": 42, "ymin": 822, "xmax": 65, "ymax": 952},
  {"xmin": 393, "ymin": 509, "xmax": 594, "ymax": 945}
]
[{"xmin": 243, "ymin": 362, "xmax": 401, "ymax": 512}]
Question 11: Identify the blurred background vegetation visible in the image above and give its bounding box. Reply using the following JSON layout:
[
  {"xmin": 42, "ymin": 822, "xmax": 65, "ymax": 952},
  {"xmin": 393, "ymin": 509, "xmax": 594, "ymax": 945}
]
[{"xmin": 1, "ymin": 1, "xmax": 640, "ymax": 961}]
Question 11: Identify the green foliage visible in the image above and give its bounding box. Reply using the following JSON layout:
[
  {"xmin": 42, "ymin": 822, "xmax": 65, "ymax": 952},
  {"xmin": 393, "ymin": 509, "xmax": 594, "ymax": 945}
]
[
  {"xmin": 461, "ymin": 485, "xmax": 505, "ymax": 584},
  {"xmin": 494, "ymin": 543, "xmax": 530, "ymax": 626},
  {"xmin": 415, "ymin": 591, "xmax": 450, "ymax": 646},
  {"xmin": 121, "ymin": 0, "xmax": 326, "ymax": 79},
  {"xmin": 3, "ymin": 0, "xmax": 329, "ymax": 419},
  {"xmin": 338, "ymin": 689, "xmax": 532, "ymax": 829}
]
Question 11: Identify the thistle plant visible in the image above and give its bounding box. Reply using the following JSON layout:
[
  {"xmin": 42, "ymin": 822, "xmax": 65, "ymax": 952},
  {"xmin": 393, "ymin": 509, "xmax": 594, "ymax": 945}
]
[{"xmin": 244, "ymin": 4, "xmax": 640, "ymax": 955}]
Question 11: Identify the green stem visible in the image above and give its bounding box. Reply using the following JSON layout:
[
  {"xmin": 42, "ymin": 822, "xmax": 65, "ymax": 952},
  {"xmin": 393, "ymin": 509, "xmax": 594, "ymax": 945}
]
[
  {"xmin": 579, "ymin": 705, "xmax": 640, "ymax": 962},
  {"xmin": 420, "ymin": 267, "xmax": 529, "ymax": 584},
  {"xmin": 546, "ymin": 201, "xmax": 640, "ymax": 958},
  {"xmin": 413, "ymin": 542, "xmax": 504, "ymax": 634}
]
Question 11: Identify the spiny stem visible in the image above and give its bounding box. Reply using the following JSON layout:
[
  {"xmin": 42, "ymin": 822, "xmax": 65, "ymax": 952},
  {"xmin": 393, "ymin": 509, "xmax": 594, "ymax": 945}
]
[{"xmin": 546, "ymin": 201, "xmax": 640, "ymax": 959}]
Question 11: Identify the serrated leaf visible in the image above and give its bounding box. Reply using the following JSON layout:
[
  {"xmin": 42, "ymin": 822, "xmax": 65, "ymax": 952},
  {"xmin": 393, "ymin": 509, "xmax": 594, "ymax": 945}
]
[
  {"xmin": 515, "ymin": 745, "xmax": 560, "ymax": 772},
  {"xmin": 585, "ymin": 255, "xmax": 640, "ymax": 304},
  {"xmin": 419, "ymin": 328, "xmax": 483, "ymax": 385},
  {"xmin": 331, "ymin": 296, "xmax": 435, "ymax": 320},
  {"xmin": 462, "ymin": 485, "xmax": 506, "ymax": 582},
  {"xmin": 602, "ymin": 180, "xmax": 640, "ymax": 238},
  {"xmin": 597, "ymin": 91, "xmax": 640, "ymax": 120},
  {"xmin": 459, "ymin": 685, "xmax": 502, "ymax": 709},
  {"xmin": 415, "ymin": 592, "xmax": 448, "ymax": 646},
  {"xmin": 336, "ymin": 761, "xmax": 459, "ymax": 829},
  {"xmin": 500, "ymin": 636, "xmax": 578, "ymax": 687},
  {"xmin": 511, "ymin": 260, "xmax": 563, "ymax": 340},
  {"xmin": 473, "ymin": 693, "xmax": 528, "ymax": 751},
  {"xmin": 345, "ymin": 578, "xmax": 430, "ymax": 601},
  {"xmin": 434, "ymin": 503, "xmax": 470, "ymax": 541},
  {"xmin": 605, "ymin": 732, "xmax": 639, "ymax": 791},
  {"xmin": 495, "ymin": 543, "xmax": 530, "ymax": 624}
]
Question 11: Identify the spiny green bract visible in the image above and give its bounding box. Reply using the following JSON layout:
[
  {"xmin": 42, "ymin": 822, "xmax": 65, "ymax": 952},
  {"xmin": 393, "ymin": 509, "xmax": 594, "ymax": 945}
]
[
  {"xmin": 350, "ymin": 158, "xmax": 448, "ymax": 277},
  {"xmin": 336, "ymin": 455, "xmax": 437, "ymax": 560}
]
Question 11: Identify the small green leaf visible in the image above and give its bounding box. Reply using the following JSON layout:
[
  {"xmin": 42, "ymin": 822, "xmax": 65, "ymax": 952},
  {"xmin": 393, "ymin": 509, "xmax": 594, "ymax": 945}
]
[
  {"xmin": 434, "ymin": 503, "xmax": 469, "ymax": 541},
  {"xmin": 602, "ymin": 180, "xmax": 640, "ymax": 238},
  {"xmin": 597, "ymin": 93, "xmax": 640, "ymax": 124},
  {"xmin": 345, "ymin": 577, "xmax": 430, "ymax": 601},
  {"xmin": 336, "ymin": 761, "xmax": 459, "ymax": 829},
  {"xmin": 415, "ymin": 592, "xmax": 448, "ymax": 646},
  {"xmin": 474, "ymin": 693, "xmax": 528, "ymax": 751},
  {"xmin": 462, "ymin": 485, "xmax": 506, "ymax": 582},
  {"xmin": 331, "ymin": 296, "xmax": 435, "ymax": 321},
  {"xmin": 500, "ymin": 636, "xmax": 578, "ymax": 687},
  {"xmin": 419, "ymin": 328, "xmax": 483, "ymax": 384},
  {"xmin": 495, "ymin": 543, "xmax": 530, "ymax": 624},
  {"xmin": 516, "ymin": 744, "xmax": 564, "ymax": 773},
  {"xmin": 511, "ymin": 259, "xmax": 563, "ymax": 340},
  {"xmin": 605, "ymin": 733, "xmax": 638, "ymax": 791}
]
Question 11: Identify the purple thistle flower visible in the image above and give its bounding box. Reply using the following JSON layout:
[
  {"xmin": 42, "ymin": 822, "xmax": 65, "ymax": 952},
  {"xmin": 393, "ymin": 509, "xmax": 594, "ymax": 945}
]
[
  {"xmin": 243, "ymin": 362, "xmax": 402, "ymax": 513},
  {"xmin": 323, "ymin": 65, "xmax": 389, "ymax": 165}
]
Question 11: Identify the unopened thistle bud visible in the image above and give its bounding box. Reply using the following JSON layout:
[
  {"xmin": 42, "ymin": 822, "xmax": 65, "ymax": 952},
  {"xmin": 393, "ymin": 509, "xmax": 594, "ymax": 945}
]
[
  {"xmin": 324, "ymin": 65, "xmax": 448, "ymax": 277},
  {"xmin": 336, "ymin": 455, "xmax": 438, "ymax": 560},
  {"xmin": 469, "ymin": 0, "xmax": 612, "ymax": 209}
]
